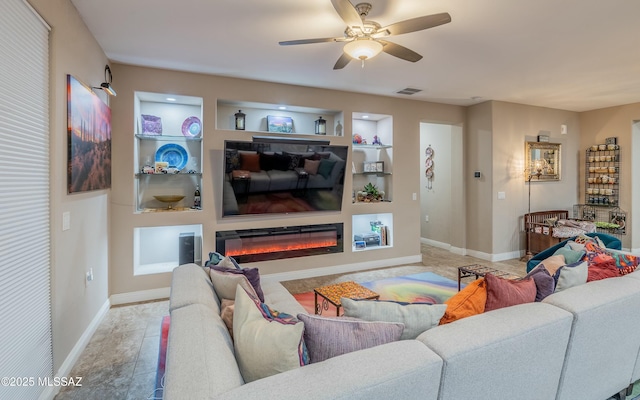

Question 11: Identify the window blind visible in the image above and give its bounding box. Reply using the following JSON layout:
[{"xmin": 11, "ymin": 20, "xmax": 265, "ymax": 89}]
[{"xmin": 0, "ymin": 1, "xmax": 52, "ymax": 399}]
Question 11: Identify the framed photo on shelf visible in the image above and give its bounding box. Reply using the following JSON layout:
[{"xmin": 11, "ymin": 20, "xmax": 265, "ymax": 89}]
[
  {"xmin": 363, "ymin": 161, "xmax": 375, "ymax": 172},
  {"xmin": 267, "ymin": 115, "xmax": 293, "ymax": 133},
  {"xmin": 375, "ymin": 161, "xmax": 384, "ymax": 173}
]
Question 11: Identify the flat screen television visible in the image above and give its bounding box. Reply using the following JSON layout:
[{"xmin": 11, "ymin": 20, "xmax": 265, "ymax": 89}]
[{"xmin": 222, "ymin": 137, "xmax": 348, "ymax": 217}]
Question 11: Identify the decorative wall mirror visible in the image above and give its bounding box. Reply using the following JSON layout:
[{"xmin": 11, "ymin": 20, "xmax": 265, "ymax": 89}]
[{"xmin": 525, "ymin": 141, "xmax": 561, "ymax": 181}]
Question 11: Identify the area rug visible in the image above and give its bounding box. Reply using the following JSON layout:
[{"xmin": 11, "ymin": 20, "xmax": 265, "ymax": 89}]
[
  {"xmin": 153, "ymin": 315, "xmax": 170, "ymax": 399},
  {"xmin": 293, "ymin": 272, "xmax": 460, "ymax": 315}
]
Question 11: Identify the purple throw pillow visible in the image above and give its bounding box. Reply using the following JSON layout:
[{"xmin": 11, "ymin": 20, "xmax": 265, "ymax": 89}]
[
  {"xmin": 525, "ymin": 265, "xmax": 555, "ymax": 301},
  {"xmin": 212, "ymin": 265, "xmax": 264, "ymax": 303}
]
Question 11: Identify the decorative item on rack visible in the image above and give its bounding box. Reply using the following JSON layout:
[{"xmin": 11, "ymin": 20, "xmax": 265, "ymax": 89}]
[
  {"xmin": 425, "ymin": 145, "xmax": 434, "ymax": 190},
  {"xmin": 234, "ymin": 110, "xmax": 246, "ymax": 130},
  {"xmin": 182, "ymin": 116, "xmax": 201, "ymax": 138},
  {"xmin": 352, "ymin": 133, "xmax": 362, "ymax": 144},
  {"xmin": 336, "ymin": 120, "xmax": 342, "ymax": 136},
  {"xmin": 522, "ymin": 158, "xmax": 547, "ymax": 261},
  {"xmin": 372, "ymin": 135, "xmax": 382, "ymax": 145},
  {"xmin": 193, "ymin": 184, "xmax": 201, "ymax": 209},
  {"xmin": 315, "ymin": 116, "xmax": 326, "ymax": 135},
  {"xmin": 267, "ymin": 115, "xmax": 293, "ymax": 133},
  {"xmin": 356, "ymin": 183, "xmax": 385, "ymax": 202},
  {"xmin": 141, "ymin": 114, "xmax": 162, "ymax": 136}
]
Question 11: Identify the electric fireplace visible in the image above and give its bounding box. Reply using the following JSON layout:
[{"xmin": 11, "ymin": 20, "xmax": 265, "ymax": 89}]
[{"xmin": 216, "ymin": 223, "xmax": 343, "ymax": 263}]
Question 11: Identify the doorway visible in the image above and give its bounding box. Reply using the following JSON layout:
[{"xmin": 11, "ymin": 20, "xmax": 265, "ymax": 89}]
[{"xmin": 419, "ymin": 123, "xmax": 465, "ymax": 253}]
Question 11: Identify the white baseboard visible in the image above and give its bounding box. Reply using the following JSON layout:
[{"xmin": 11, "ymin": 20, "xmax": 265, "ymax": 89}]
[
  {"xmin": 40, "ymin": 298, "xmax": 111, "ymax": 400},
  {"xmin": 420, "ymin": 237, "xmax": 450, "ymax": 250},
  {"xmin": 261, "ymin": 254, "xmax": 422, "ymax": 283},
  {"xmin": 421, "ymin": 238, "xmax": 521, "ymax": 261},
  {"xmin": 109, "ymin": 287, "xmax": 170, "ymax": 306}
]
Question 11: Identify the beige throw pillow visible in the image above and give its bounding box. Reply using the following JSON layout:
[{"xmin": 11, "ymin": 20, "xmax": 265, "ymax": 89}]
[{"xmin": 209, "ymin": 268, "xmax": 257, "ymax": 300}]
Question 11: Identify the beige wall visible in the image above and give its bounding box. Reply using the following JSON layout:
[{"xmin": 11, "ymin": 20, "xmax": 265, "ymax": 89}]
[
  {"xmin": 29, "ymin": 0, "xmax": 110, "ymax": 373},
  {"xmin": 109, "ymin": 64, "xmax": 467, "ymax": 295},
  {"xmin": 491, "ymin": 101, "xmax": 581, "ymax": 257},
  {"xmin": 465, "ymin": 101, "xmax": 494, "ymax": 256},
  {"xmin": 580, "ymin": 102, "xmax": 640, "ymax": 249}
]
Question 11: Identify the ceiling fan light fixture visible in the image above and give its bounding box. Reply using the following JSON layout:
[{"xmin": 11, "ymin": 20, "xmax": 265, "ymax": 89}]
[{"xmin": 343, "ymin": 38, "xmax": 383, "ymax": 61}]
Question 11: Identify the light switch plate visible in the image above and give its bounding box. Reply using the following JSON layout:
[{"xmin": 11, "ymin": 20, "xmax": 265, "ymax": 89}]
[
  {"xmin": 497, "ymin": 192, "xmax": 506, "ymax": 200},
  {"xmin": 62, "ymin": 212, "xmax": 70, "ymax": 231}
]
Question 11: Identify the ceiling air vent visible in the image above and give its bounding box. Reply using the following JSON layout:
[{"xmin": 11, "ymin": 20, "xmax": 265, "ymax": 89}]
[{"xmin": 396, "ymin": 88, "xmax": 422, "ymax": 95}]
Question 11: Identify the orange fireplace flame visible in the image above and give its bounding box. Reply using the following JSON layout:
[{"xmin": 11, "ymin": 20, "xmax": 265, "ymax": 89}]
[{"xmin": 226, "ymin": 239, "xmax": 337, "ymax": 256}]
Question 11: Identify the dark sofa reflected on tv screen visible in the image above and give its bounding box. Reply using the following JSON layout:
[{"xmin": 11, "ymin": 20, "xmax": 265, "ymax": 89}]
[{"xmin": 222, "ymin": 138, "xmax": 348, "ymax": 217}]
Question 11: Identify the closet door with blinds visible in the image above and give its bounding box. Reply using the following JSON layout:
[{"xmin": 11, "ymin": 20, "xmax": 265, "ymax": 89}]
[{"xmin": 0, "ymin": 1, "xmax": 52, "ymax": 399}]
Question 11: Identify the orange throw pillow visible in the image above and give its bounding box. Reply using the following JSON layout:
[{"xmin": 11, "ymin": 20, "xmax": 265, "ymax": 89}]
[
  {"xmin": 240, "ymin": 152, "xmax": 261, "ymax": 172},
  {"xmin": 439, "ymin": 278, "xmax": 487, "ymax": 325}
]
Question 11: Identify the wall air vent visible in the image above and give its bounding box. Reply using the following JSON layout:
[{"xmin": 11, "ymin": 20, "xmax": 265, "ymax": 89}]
[{"xmin": 396, "ymin": 87, "xmax": 422, "ymax": 95}]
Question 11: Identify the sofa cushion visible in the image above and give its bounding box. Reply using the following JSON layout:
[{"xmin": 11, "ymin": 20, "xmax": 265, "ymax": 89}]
[
  {"xmin": 484, "ymin": 274, "xmax": 536, "ymax": 312},
  {"xmin": 239, "ymin": 152, "xmax": 261, "ymax": 172},
  {"xmin": 297, "ymin": 313, "xmax": 404, "ymax": 363},
  {"xmin": 524, "ymin": 265, "xmax": 555, "ymax": 301},
  {"xmin": 233, "ymin": 286, "xmax": 309, "ymax": 383},
  {"xmin": 605, "ymin": 248, "xmax": 640, "ymax": 275},
  {"xmin": 209, "ymin": 268, "xmax": 258, "ymax": 301},
  {"xmin": 439, "ymin": 278, "xmax": 487, "ymax": 325},
  {"xmin": 304, "ymin": 159, "xmax": 320, "ymax": 175},
  {"xmin": 164, "ymin": 304, "xmax": 243, "ymax": 399},
  {"xmin": 169, "ymin": 263, "xmax": 220, "ymax": 313},
  {"xmin": 553, "ymin": 245, "xmax": 585, "ymax": 265},
  {"xmin": 554, "ymin": 261, "xmax": 588, "ymax": 292},
  {"xmin": 225, "ymin": 149, "xmax": 240, "ymax": 173},
  {"xmin": 259, "ymin": 152, "xmax": 276, "ymax": 171},
  {"xmin": 220, "ymin": 299, "xmax": 235, "ymax": 337},
  {"xmin": 539, "ymin": 254, "xmax": 566, "ymax": 276},
  {"xmin": 212, "ymin": 264, "xmax": 264, "ymax": 302},
  {"xmin": 317, "ymin": 159, "xmax": 337, "ymax": 179},
  {"xmin": 341, "ymin": 298, "xmax": 446, "ymax": 340},
  {"xmin": 218, "ymin": 255, "xmax": 241, "ymax": 269}
]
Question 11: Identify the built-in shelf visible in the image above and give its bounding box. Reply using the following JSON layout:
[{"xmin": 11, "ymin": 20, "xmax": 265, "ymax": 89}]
[
  {"xmin": 352, "ymin": 112, "xmax": 393, "ymax": 203},
  {"xmin": 134, "ymin": 91, "xmax": 203, "ymax": 213},
  {"xmin": 217, "ymin": 99, "xmax": 344, "ymax": 136},
  {"xmin": 134, "ymin": 224, "xmax": 203, "ymax": 276},
  {"xmin": 352, "ymin": 213, "xmax": 393, "ymax": 251}
]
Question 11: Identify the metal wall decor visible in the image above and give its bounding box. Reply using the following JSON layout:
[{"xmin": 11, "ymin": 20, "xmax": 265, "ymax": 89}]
[{"xmin": 425, "ymin": 145, "xmax": 434, "ymax": 189}]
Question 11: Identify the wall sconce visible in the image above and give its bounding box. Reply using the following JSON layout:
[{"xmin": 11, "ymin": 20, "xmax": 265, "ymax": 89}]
[
  {"xmin": 93, "ymin": 65, "xmax": 116, "ymax": 96},
  {"xmin": 234, "ymin": 110, "xmax": 246, "ymax": 130},
  {"xmin": 315, "ymin": 116, "xmax": 326, "ymax": 135}
]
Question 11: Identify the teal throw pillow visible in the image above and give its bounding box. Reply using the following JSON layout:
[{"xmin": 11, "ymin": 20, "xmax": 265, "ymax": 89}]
[
  {"xmin": 554, "ymin": 245, "xmax": 585, "ymax": 265},
  {"xmin": 317, "ymin": 159, "xmax": 337, "ymax": 179}
]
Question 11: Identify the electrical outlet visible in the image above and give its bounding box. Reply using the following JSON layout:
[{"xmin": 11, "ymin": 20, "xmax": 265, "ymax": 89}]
[
  {"xmin": 412, "ymin": 192, "xmax": 417, "ymax": 201},
  {"xmin": 425, "ymin": 215, "xmax": 429, "ymax": 222},
  {"xmin": 86, "ymin": 268, "xmax": 94, "ymax": 284}
]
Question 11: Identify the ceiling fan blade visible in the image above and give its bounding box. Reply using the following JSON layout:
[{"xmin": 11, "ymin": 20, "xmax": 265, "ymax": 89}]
[
  {"xmin": 379, "ymin": 40, "xmax": 423, "ymax": 62},
  {"xmin": 378, "ymin": 13, "xmax": 451, "ymax": 36},
  {"xmin": 279, "ymin": 37, "xmax": 346, "ymax": 46},
  {"xmin": 331, "ymin": 0, "xmax": 363, "ymax": 28},
  {"xmin": 333, "ymin": 53, "xmax": 352, "ymax": 70}
]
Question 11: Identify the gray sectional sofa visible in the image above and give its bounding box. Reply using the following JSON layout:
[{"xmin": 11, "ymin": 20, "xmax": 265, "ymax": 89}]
[{"xmin": 164, "ymin": 264, "xmax": 640, "ymax": 400}]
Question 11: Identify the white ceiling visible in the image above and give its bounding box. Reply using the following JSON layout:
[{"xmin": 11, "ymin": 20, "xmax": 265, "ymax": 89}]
[{"xmin": 70, "ymin": 0, "xmax": 640, "ymax": 112}]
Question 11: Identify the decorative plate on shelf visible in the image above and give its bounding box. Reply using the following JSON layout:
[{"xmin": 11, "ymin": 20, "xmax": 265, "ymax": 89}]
[
  {"xmin": 425, "ymin": 146, "xmax": 434, "ymax": 158},
  {"xmin": 425, "ymin": 158, "xmax": 434, "ymax": 169},
  {"xmin": 155, "ymin": 143, "xmax": 188, "ymax": 171},
  {"xmin": 182, "ymin": 116, "xmax": 202, "ymax": 138}
]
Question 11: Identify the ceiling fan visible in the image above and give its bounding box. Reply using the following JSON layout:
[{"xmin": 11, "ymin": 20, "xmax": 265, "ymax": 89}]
[{"xmin": 279, "ymin": 0, "xmax": 451, "ymax": 69}]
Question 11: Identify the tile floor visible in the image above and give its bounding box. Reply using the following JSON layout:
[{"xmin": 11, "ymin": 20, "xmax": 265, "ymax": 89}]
[
  {"xmin": 55, "ymin": 300, "xmax": 169, "ymax": 400},
  {"xmin": 55, "ymin": 244, "xmax": 528, "ymax": 399}
]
